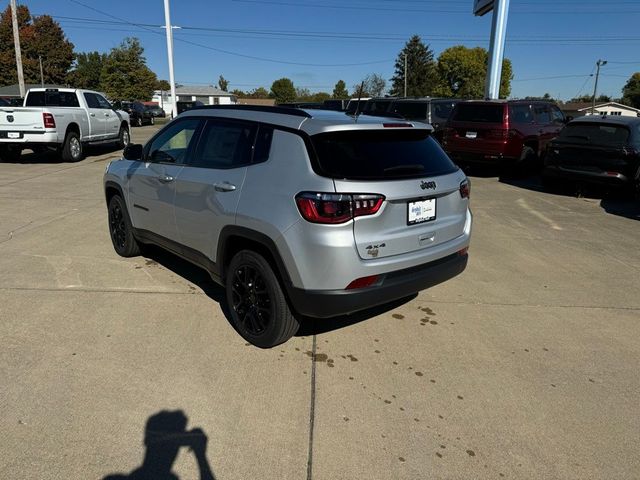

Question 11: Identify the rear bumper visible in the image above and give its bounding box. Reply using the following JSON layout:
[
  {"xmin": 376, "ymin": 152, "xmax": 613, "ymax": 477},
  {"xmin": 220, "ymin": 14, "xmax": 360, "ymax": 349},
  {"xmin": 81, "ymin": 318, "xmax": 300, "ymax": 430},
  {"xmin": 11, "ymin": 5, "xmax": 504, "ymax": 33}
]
[
  {"xmin": 288, "ymin": 252, "xmax": 468, "ymax": 318},
  {"xmin": 0, "ymin": 131, "xmax": 58, "ymax": 144},
  {"xmin": 447, "ymin": 150, "xmax": 517, "ymax": 165},
  {"xmin": 544, "ymin": 165, "xmax": 633, "ymax": 185}
]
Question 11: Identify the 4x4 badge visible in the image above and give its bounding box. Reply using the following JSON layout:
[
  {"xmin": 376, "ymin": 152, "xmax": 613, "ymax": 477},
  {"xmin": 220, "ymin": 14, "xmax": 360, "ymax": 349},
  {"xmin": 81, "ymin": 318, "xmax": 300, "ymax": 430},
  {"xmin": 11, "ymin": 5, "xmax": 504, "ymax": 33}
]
[{"xmin": 420, "ymin": 180, "xmax": 436, "ymax": 190}]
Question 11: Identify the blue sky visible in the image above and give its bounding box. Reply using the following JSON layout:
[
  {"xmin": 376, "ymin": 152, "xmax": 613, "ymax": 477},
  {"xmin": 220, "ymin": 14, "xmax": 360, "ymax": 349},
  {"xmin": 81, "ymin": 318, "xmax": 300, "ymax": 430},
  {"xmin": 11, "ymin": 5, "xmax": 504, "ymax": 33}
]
[{"xmin": 20, "ymin": 0, "xmax": 640, "ymax": 101}]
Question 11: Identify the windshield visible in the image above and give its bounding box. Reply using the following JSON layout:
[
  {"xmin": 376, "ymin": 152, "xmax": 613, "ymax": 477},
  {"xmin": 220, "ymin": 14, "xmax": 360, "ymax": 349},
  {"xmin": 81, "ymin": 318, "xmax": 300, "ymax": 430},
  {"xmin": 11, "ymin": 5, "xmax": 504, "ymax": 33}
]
[
  {"xmin": 311, "ymin": 129, "xmax": 458, "ymax": 180},
  {"xmin": 558, "ymin": 123, "xmax": 630, "ymax": 146}
]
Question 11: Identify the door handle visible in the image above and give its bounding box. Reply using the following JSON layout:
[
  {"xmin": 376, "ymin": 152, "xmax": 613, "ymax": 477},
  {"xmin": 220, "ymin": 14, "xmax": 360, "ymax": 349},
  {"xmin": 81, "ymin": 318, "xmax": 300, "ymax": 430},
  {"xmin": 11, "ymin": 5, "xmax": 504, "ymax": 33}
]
[
  {"xmin": 90, "ymin": 113, "xmax": 96, "ymax": 117},
  {"xmin": 214, "ymin": 182, "xmax": 237, "ymax": 192},
  {"xmin": 105, "ymin": 113, "xmax": 111, "ymax": 117},
  {"xmin": 157, "ymin": 174, "xmax": 174, "ymax": 183}
]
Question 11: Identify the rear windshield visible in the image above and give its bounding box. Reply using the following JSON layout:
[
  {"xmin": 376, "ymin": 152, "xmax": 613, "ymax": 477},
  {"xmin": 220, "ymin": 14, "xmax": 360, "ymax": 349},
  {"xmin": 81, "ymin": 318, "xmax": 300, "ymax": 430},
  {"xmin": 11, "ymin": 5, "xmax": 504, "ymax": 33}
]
[
  {"xmin": 452, "ymin": 103, "xmax": 504, "ymax": 123},
  {"xmin": 311, "ymin": 129, "xmax": 458, "ymax": 180},
  {"xmin": 25, "ymin": 91, "xmax": 80, "ymax": 107},
  {"xmin": 392, "ymin": 102, "xmax": 428, "ymax": 120},
  {"xmin": 559, "ymin": 123, "xmax": 630, "ymax": 145}
]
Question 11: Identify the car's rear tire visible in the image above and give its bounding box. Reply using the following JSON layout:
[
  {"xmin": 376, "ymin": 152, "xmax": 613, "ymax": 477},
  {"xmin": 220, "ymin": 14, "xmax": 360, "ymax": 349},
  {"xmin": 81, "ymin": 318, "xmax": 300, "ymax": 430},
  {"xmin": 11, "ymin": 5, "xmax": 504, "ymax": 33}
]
[
  {"xmin": 61, "ymin": 131, "xmax": 83, "ymax": 162},
  {"xmin": 226, "ymin": 250, "xmax": 299, "ymax": 348},
  {"xmin": 0, "ymin": 145, "xmax": 22, "ymax": 162},
  {"xmin": 117, "ymin": 126, "xmax": 130, "ymax": 149},
  {"xmin": 108, "ymin": 195, "xmax": 141, "ymax": 257}
]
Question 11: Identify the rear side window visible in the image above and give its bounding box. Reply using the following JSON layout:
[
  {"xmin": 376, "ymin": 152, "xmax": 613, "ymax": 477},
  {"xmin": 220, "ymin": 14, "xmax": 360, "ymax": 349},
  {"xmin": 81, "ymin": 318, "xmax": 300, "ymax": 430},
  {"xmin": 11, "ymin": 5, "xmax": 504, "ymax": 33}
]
[
  {"xmin": 559, "ymin": 123, "xmax": 630, "ymax": 146},
  {"xmin": 392, "ymin": 102, "xmax": 428, "ymax": 120},
  {"xmin": 311, "ymin": 129, "xmax": 458, "ymax": 180},
  {"xmin": 452, "ymin": 104, "xmax": 504, "ymax": 123},
  {"xmin": 509, "ymin": 104, "xmax": 533, "ymax": 123},
  {"xmin": 26, "ymin": 91, "xmax": 80, "ymax": 107}
]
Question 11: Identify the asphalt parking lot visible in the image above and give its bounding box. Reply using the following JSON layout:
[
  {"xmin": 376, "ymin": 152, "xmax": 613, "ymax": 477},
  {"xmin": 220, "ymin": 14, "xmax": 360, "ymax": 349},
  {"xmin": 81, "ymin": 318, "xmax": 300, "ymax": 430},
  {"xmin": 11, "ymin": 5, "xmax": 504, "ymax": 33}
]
[{"xmin": 1, "ymin": 124, "xmax": 639, "ymax": 479}]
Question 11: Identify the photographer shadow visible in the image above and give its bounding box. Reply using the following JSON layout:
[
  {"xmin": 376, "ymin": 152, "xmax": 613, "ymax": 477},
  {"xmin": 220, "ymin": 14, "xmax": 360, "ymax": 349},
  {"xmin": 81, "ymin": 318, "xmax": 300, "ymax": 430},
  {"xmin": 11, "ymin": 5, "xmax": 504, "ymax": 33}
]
[{"xmin": 103, "ymin": 410, "xmax": 215, "ymax": 480}]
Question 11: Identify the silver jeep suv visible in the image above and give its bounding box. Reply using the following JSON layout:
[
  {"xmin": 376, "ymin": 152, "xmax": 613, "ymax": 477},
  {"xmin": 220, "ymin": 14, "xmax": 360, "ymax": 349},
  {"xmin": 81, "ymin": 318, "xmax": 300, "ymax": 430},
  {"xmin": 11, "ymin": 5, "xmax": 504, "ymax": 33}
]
[{"xmin": 104, "ymin": 106, "xmax": 472, "ymax": 347}]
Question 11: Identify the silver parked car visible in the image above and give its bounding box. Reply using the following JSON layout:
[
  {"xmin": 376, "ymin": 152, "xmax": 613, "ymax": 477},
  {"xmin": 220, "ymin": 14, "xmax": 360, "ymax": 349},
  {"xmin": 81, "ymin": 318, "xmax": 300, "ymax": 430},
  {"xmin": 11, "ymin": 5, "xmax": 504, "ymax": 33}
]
[{"xmin": 103, "ymin": 106, "xmax": 472, "ymax": 347}]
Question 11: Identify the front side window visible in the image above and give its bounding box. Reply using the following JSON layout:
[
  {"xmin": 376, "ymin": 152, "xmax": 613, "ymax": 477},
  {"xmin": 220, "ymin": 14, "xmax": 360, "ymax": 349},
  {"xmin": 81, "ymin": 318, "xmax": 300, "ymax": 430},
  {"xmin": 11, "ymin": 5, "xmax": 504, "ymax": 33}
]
[
  {"xmin": 551, "ymin": 106, "xmax": 565, "ymax": 124},
  {"xmin": 534, "ymin": 104, "xmax": 552, "ymax": 123},
  {"xmin": 83, "ymin": 93, "xmax": 100, "ymax": 109},
  {"xmin": 189, "ymin": 120, "xmax": 257, "ymax": 169},
  {"xmin": 95, "ymin": 94, "xmax": 112, "ymax": 109},
  {"xmin": 147, "ymin": 118, "xmax": 201, "ymax": 164}
]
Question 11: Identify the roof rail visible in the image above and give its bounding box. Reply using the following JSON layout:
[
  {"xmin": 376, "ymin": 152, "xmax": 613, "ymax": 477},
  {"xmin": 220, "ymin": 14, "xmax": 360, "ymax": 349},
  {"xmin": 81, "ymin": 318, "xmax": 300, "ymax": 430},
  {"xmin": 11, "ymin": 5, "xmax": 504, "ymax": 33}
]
[{"xmin": 191, "ymin": 104, "xmax": 312, "ymax": 118}]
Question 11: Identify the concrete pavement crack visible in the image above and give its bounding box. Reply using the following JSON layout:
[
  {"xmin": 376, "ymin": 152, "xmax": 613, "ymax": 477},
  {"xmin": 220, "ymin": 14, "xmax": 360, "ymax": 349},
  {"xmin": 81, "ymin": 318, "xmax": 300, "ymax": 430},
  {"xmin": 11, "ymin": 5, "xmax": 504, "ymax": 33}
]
[
  {"xmin": 422, "ymin": 299, "xmax": 640, "ymax": 311},
  {"xmin": 306, "ymin": 334, "xmax": 317, "ymax": 480}
]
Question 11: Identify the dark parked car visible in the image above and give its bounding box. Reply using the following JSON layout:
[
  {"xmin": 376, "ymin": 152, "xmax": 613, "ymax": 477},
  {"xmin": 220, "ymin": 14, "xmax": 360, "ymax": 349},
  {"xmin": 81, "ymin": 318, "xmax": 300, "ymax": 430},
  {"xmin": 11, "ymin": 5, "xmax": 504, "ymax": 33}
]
[
  {"xmin": 543, "ymin": 116, "xmax": 640, "ymax": 194},
  {"xmin": 116, "ymin": 101, "xmax": 154, "ymax": 126},
  {"xmin": 322, "ymin": 99, "xmax": 349, "ymax": 111},
  {"xmin": 442, "ymin": 100, "xmax": 566, "ymax": 168},
  {"xmin": 176, "ymin": 100, "xmax": 205, "ymax": 115},
  {"xmin": 147, "ymin": 106, "xmax": 166, "ymax": 117}
]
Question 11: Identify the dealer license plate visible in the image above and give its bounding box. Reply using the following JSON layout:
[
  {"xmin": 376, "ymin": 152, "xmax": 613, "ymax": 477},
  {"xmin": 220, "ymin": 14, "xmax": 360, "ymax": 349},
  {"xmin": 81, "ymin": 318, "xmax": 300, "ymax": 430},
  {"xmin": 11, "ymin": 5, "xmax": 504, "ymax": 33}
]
[
  {"xmin": 465, "ymin": 131, "xmax": 477, "ymax": 139},
  {"xmin": 408, "ymin": 198, "xmax": 436, "ymax": 225},
  {"xmin": 7, "ymin": 132, "xmax": 20, "ymax": 139}
]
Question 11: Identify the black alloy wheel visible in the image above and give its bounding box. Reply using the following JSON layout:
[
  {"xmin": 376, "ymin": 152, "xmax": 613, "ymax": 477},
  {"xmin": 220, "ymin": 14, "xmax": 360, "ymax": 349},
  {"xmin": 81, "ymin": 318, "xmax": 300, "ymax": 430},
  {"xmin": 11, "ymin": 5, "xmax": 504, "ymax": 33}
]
[
  {"xmin": 108, "ymin": 195, "xmax": 140, "ymax": 257},
  {"xmin": 230, "ymin": 265, "xmax": 272, "ymax": 336}
]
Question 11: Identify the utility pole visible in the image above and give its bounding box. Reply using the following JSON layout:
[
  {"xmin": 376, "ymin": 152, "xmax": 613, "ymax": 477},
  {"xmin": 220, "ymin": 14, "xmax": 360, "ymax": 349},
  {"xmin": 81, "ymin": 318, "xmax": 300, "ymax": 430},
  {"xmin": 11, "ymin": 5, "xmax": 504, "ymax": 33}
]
[
  {"xmin": 10, "ymin": 0, "xmax": 25, "ymax": 98},
  {"xmin": 404, "ymin": 53, "xmax": 407, "ymax": 98},
  {"xmin": 163, "ymin": 0, "xmax": 178, "ymax": 118},
  {"xmin": 39, "ymin": 56, "xmax": 44, "ymax": 87},
  {"xmin": 591, "ymin": 59, "xmax": 607, "ymax": 115}
]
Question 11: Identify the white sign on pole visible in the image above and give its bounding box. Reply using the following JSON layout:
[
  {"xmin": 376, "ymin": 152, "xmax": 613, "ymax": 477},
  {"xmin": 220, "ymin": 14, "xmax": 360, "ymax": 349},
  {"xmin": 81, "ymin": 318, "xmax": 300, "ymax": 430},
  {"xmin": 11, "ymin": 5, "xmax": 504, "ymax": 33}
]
[{"xmin": 474, "ymin": 0, "xmax": 494, "ymax": 16}]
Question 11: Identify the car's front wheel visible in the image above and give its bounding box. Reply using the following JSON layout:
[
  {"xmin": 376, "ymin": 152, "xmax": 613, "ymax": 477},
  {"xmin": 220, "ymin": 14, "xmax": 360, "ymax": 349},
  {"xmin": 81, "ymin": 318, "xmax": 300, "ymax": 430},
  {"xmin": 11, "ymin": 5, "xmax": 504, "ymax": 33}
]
[
  {"xmin": 226, "ymin": 250, "xmax": 299, "ymax": 348},
  {"xmin": 117, "ymin": 126, "xmax": 130, "ymax": 149},
  {"xmin": 108, "ymin": 195, "xmax": 141, "ymax": 257}
]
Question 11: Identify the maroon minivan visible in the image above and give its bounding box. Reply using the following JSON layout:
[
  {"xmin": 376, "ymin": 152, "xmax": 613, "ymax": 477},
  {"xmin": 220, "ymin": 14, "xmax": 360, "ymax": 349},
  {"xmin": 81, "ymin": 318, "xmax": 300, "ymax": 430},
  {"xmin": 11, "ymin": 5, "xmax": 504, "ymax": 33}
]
[{"xmin": 441, "ymin": 100, "xmax": 566, "ymax": 167}]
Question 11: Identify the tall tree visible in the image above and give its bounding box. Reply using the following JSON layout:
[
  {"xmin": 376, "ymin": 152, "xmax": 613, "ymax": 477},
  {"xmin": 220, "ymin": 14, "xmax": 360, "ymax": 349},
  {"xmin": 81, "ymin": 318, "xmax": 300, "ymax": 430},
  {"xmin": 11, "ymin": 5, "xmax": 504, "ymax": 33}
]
[
  {"xmin": 622, "ymin": 72, "xmax": 640, "ymax": 108},
  {"xmin": 155, "ymin": 79, "xmax": 171, "ymax": 91},
  {"xmin": 390, "ymin": 35, "xmax": 439, "ymax": 97},
  {"xmin": 354, "ymin": 73, "xmax": 386, "ymax": 97},
  {"xmin": 270, "ymin": 78, "xmax": 296, "ymax": 104},
  {"xmin": 0, "ymin": 5, "xmax": 74, "ymax": 85},
  {"xmin": 67, "ymin": 51, "xmax": 106, "ymax": 90},
  {"xmin": 436, "ymin": 45, "xmax": 512, "ymax": 99},
  {"xmin": 218, "ymin": 75, "xmax": 229, "ymax": 92},
  {"xmin": 249, "ymin": 87, "xmax": 269, "ymax": 99},
  {"xmin": 100, "ymin": 38, "xmax": 157, "ymax": 100},
  {"xmin": 332, "ymin": 80, "xmax": 349, "ymax": 98}
]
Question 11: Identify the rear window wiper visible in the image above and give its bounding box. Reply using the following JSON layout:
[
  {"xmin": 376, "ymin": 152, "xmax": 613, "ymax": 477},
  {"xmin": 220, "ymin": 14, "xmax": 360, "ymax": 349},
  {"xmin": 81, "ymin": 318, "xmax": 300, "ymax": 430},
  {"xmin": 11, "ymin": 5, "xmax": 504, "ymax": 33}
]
[
  {"xmin": 383, "ymin": 164, "xmax": 425, "ymax": 173},
  {"xmin": 563, "ymin": 134, "xmax": 590, "ymax": 141}
]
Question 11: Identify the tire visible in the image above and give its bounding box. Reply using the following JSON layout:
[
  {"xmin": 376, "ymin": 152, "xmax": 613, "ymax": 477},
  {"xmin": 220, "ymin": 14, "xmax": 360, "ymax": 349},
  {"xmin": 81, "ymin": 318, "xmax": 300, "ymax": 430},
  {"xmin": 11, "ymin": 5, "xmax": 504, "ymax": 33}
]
[
  {"xmin": 0, "ymin": 145, "xmax": 22, "ymax": 162},
  {"xmin": 117, "ymin": 126, "xmax": 130, "ymax": 149},
  {"xmin": 61, "ymin": 131, "xmax": 83, "ymax": 162},
  {"xmin": 226, "ymin": 250, "xmax": 299, "ymax": 348},
  {"xmin": 108, "ymin": 195, "xmax": 141, "ymax": 258}
]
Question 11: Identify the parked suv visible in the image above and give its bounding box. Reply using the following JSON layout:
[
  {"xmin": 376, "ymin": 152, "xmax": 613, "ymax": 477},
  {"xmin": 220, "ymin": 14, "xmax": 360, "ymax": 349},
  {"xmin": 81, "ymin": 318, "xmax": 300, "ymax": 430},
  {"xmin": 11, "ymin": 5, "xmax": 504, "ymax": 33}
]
[
  {"xmin": 104, "ymin": 106, "xmax": 472, "ymax": 347},
  {"xmin": 442, "ymin": 100, "xmax": 566, "ymax": 168},
  {"xmin": 116, "ymin": 101, "xmax": 154, "ymax": 127}
]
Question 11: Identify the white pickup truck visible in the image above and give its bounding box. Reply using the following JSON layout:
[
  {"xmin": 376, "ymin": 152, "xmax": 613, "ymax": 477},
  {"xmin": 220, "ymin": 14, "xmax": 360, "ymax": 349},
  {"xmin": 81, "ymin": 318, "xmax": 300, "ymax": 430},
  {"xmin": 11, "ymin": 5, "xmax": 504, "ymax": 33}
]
[{"xmin": 0, "ymin": 88, "xmax": 130, "ymax": 162}]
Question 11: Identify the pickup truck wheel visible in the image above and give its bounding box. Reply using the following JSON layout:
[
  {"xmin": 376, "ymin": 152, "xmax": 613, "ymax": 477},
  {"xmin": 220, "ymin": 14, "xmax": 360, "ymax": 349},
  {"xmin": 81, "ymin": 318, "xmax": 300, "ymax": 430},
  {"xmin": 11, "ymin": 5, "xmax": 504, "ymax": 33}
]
[
  {"xmin": 117, "ymin": 126, "xmax": 130, "ymax": 149},
  {"xmin": 62, "ymin": 131, "xmax": 83, "ymax": 162},
  {"xmin": 0, "ymin": 145, "xmax": 22, "ymax": 162},
  {"xmin": 226, "ymin": 250, "xmax": 299, "ymax": 348},
  {"xmin": 108, "ymin": 195, "xmax": 141, "ymax": 257}
]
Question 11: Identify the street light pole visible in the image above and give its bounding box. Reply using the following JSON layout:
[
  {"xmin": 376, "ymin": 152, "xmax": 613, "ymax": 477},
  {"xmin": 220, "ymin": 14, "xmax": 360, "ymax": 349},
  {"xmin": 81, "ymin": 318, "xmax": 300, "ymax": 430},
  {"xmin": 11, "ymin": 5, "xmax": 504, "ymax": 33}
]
[
  {"xmin": 591, "ymin": 59, "xmax": 607, "ymax": 115},
  {"xmin": 9, "ymin": 0, "xmax": 25, "ymax": 98},
  {"xmin": 163, "ymin": 0, "xmax": 178, "ymax": 118}
]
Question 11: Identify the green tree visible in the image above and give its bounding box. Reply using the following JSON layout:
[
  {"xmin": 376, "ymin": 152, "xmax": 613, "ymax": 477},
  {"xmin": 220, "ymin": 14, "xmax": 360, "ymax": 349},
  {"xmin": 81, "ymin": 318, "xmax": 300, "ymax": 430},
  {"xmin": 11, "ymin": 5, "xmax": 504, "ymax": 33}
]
[
  {"xmin": 354, "ymin": 73, "xmax": 386, "ymax": 97},
  {"xmin": 569, "ymin": 94, "xmax": 611, "ymax": 103},
  {"xmin": 100, "ymin": 38, "xmax": 157, "ymax": 100},
  {"xmin": 270, "ymin": 77, "xmax": 296, "ymax": 104},
  {"xmin": 67, "ymin": 51, "xmax": 106, "ymax": 90},
  {"xmin": 0, "ymin": 5, "xmax": 74, "ymax": 85},
  {"xmin": 435, "ymin": 45, "xmax": 512, "ymax": 99},
  {"xmin": 249, "ymin": 87, "xmax": 269, "ymax": 98},
  {"xmin": 390, "ymin": 35, "xmax": 438, "ymax": 97},
  {"xmin": 332, "ymin": 80, "xmax": 349, "ymax": 98},
  {"xmin": 296, "ymin": 87, "xmax": 312, "ymax": 101},
  {"xmin": 218, "ymin": 75, "xmax": 229, "ymax": 92},
  {"xmin": 231, "ymin": 88, "xmax": 246, "ymax": 97},
  {"xmin": 622, "ymin": 73, "xmax": 640, "ymax": 108},
  {"xmin": 155, "ymin": 79, "xmax": 171, "ymax": 91}
]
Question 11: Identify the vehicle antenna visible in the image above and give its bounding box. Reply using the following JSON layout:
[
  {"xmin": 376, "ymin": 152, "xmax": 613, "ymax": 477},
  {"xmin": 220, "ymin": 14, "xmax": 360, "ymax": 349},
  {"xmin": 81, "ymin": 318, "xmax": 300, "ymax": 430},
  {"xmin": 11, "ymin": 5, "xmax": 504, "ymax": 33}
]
[{"xmin": 354, "ymin": 81, "xmax": 364, "ymax": 122}]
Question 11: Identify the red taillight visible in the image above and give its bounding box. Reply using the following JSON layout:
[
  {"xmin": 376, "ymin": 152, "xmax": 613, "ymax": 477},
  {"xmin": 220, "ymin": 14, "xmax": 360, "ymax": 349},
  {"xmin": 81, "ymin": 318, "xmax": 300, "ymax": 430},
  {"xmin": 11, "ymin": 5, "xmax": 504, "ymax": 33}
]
[
  {"xmin": 43, "ymin": 112, "xmax": 56, "ymax": 129},
  {"xmin": 459, "ymin": 179, "xmax": 470, "ymax": 199},
  {"xmin": 457, "ymin": 247, "xmax": 469, "ymax": 256},
  {"xmin": 295, "ymin": 192, "xmax": 384, "ymax": 224},
  {"xmin": 346, "ymin": 275, "xmax": 380, "ymax": 290}
]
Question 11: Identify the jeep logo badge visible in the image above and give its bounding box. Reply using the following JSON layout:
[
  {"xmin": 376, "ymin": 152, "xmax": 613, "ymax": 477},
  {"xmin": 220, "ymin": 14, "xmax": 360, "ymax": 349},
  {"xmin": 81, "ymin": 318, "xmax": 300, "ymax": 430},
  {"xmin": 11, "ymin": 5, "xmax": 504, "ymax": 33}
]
[
  {"xmin": 420, "ymin": 180, "xmax": 436, "ymax": 190},
  {"xmin": 7, "ymin": 115, "xmax": 14, "ymax": 123}
]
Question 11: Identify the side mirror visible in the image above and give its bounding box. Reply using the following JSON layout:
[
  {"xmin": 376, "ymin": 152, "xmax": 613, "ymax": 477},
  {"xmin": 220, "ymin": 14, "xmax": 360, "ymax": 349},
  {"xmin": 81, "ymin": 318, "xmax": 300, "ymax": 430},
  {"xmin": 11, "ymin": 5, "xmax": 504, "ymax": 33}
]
[
  {"xmin": 123, "ymin": 143, "xmax": 143, "ymax": 160},
  {"xmin": 564, "ymin": 116, "xmax": 574, "ymax": 123}
]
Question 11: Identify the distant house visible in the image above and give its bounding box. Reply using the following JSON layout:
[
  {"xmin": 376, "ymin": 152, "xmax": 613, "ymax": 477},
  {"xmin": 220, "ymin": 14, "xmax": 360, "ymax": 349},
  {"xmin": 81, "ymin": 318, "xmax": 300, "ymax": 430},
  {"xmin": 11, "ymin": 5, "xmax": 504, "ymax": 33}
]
[
  {"xmin": 562, "ymin": 101, "xmax": 640, "ymax": 119},
  {"xmin": 152, "ymin": 85, "xmax": 237, "ymax": 117}
]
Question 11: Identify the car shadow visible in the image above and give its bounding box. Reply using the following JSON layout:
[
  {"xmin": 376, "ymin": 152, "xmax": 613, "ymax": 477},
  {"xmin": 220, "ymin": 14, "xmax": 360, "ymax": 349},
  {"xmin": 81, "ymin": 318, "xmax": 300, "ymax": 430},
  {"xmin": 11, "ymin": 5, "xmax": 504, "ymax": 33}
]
[
  {"xmin": 0, "ymin": 144, "xmax": 124, "ymax": 164},
  {"xmin": 600, "ymin": 197, "xmax": 640, "ymax": 221},
  {"xmin": 102, "ymin": 410, "xmax": 216, "ymax": 480},
  {"xmin": 139, "ymin": 245, "xmax": 417, "ymax": 339}
]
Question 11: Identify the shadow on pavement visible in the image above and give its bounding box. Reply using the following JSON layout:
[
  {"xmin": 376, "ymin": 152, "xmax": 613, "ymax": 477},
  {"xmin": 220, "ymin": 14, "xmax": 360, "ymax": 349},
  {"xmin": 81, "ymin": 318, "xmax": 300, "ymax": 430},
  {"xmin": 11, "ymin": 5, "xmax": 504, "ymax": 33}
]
[
  {"xmin": 102, "ymin": 410, "xmax": 216, "ymax": 480},
  {"xmin": 0, "ymin": 144, "xmax": 124, "ymax": 164},
  {"xmin": 600, "ymin": 197, "xmax": 640, "ymax": 221}
]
